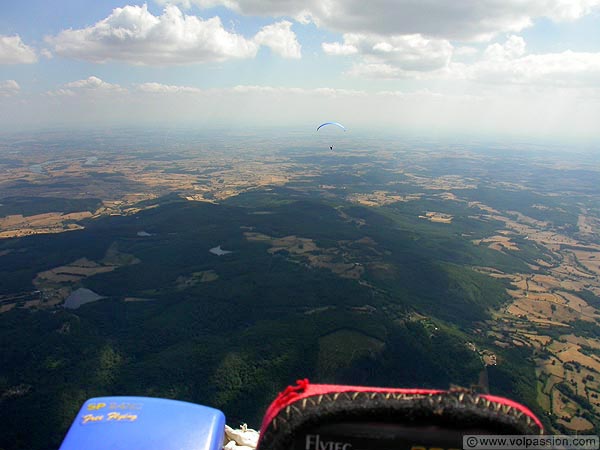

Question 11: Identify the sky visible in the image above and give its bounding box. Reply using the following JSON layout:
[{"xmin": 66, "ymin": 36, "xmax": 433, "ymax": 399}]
[{"xmin": 1, "ymin": 0, "xmax": 600, "ymax": 141}]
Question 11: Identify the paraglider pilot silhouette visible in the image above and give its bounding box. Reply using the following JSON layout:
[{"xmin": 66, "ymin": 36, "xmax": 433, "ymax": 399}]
[{"xmin": 317, "ymin": 122, "xmax": 346, "ymax": 151}]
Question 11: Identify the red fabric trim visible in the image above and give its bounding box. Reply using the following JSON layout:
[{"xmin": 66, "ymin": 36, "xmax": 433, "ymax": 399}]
[
  {"xmin": 259, "ymin": 379, "xmax": 543, "ymax": 435},
  {"xmin": 482, "ymin": 394, "xmax": 543, "ymax": 430},
  {"xmin": 260, "ymin": 379, "xmax": 444, "ymax": 434}
]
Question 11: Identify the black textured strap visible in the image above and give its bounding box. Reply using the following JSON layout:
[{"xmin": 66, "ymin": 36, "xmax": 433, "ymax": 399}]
[{"xmin": 258, "ymin": 391, "xmax": 543, "ymax": 450}]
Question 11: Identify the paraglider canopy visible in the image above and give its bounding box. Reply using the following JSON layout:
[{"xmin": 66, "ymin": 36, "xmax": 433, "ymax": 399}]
[
  {"xmin": 317, "ymin": 122, "xmax": 346, "ymax": 132},
  {"xmin": 317, "ymin": 122, "xmax": 346, "ymax": 151}
]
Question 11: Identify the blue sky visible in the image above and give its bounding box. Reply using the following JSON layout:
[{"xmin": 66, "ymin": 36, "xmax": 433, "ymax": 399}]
[{"xmin": 1, "ymin": 1, "xmax": 599, "ymax": 140}]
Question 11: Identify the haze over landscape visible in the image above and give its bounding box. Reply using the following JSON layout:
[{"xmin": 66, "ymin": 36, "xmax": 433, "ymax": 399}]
[
  {"xmin": 1, "ymin": 1, "xmax": 600, "ymax": 449},
  {"xmin": 1, "ymin": 0, "xmax": 600, "ymax": 138}
]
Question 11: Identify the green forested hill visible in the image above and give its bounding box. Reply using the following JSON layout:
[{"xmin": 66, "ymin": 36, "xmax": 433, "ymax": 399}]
[{"xmin": 0, "ymin": 192, "xmax": 545, "ymax": 449}]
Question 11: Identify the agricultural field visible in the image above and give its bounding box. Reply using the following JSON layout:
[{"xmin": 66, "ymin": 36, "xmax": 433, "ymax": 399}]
[{"xmin": 1, "ymin": 130, "xmax": 599, "ymax": 448}]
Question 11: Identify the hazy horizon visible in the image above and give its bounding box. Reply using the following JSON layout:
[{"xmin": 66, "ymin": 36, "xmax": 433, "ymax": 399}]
[{"xmin": 1, "ymin": 1, "xmax": 600, "ymax": 142}]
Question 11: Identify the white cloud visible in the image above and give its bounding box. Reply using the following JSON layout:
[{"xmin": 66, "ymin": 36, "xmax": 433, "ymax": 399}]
[
  {"xmin": 136, "ymin": 82, "xmax": 202, "ymax": 93},
  {"xmin": 453, "ymin": 36, "xmax": 600, "ymax": 86},
  {"xmin": 313, "ymin": 87, "xmax": 366, "ymax": 97},
  {"xmin": 454, "ymin": 46, "xmax": 479, "ymax": 57},
  {"xmin": 48, "ymin": 76, "xmax": 126, "ymax": 96},
  {"xmin": 230, "ymin": 85, "xmax": 303, "ymax": 94},
  {"xmin": 45, "ymin": 4, "xmax": 256, "ymax": 65},
  {"xmin": 321, "ymin": 41, "xmax": 358, "ymax": 56},
  {"xmin": 370, "ymin": 35, "xmax": 453, "ymax": 71},
  {"xmin": 253, "ymin": 21, "xmax": 301, "ymax": 59},
  {"xmin": 470, "ymin": 51, "xmax": 600, "ymax": 85},
  {"xmin": 156, "ymin": 0, "xmax": 314, "ymax": 22},
  {"xmin": 483, "ymin": 35, "xmax": 526, "ymax": 60},
  {"xmin": 228, "ymin": 85, "xmax": 365, "ymax": 96},
  {"xmin": 3, "ymin": 81, "xmax": 599, "ymax": 140},
  {"xmin": 0, "ymin": 35, "xmax": 37, "ymax": 64},
  {"xmin": 45, "ymin": 4, "xmax": 302, "ymax": 65},
  {"xmin": 157, "ymin": 0, "xmax": 600, "ymax": 41},
  {"xmin": 65, "ymin": 76, "xmax": 124, "ymax": 90},
  {"xmin": 48, "ymin": 81, "xmax": 366, "ymax": 99},
  {"xmin": 325, "ymin": 33, "xmax": 453, "ymax": 77},
  {"xmin": 331, "ymin": 33, "xmax": 600, "ymax": 87},
  {"xmin": 347, "ymin": 62, "xmax": 402, "ymax": 79},
  {"xmin": 0, "ymin": 80, "xmax": 20, "ymax": 96},
  {"xmin": 40, "ymin": 49, "xmax": 53, "ymax": 59},
  {"xmin": 544, "ymin": 0, "xmax": 600, "ymax": 20}
]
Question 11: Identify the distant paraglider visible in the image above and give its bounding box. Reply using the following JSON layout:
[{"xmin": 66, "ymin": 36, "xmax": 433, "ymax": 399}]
[
  {"xmin": 317, "ymin": 122, "xmax": 346, "ymax": 132},
  {"xmin": 317, "ymin": 122, "xmax": 346, "ymax": 151}
]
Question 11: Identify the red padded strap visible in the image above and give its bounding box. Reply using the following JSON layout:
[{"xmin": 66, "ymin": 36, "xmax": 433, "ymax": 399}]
[{"xmin": 260, "ymin": 379, "xmax": 444, "ymax": 434}]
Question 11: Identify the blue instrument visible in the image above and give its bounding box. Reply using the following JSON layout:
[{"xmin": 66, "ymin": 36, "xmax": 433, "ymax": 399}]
[{"xmin": 59, "ymin": 396, "xmax": 225, "ymax": 450}]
